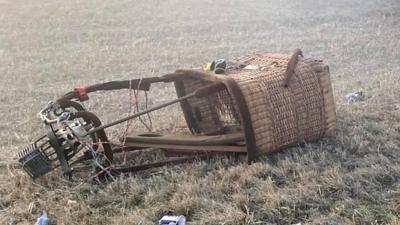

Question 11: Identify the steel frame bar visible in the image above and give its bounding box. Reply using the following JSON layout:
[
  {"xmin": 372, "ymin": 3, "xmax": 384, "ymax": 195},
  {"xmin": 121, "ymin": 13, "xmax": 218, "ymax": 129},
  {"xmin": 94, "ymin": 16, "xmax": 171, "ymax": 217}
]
[
  {"xmin": 57, "ymin": 71, "xmax": 256, "ymax": 177},
  {"xmin": 123, "ymin": 141, "xmax": 246, "ymax": 153},
  {"xmin": 102, "ymin": 155, "xmax": 203, "ymax": 175}
]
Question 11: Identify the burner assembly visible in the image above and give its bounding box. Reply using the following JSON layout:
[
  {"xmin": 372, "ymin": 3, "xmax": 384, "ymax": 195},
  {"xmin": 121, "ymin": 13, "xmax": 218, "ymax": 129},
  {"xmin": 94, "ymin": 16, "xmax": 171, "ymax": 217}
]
[
  {"xmin": 18, "ymin": 101, "xmax": 112, "ymax": 179},
  {"xmin": 16, "ymin": 49, "xmax": 336, "ymax": 181}
]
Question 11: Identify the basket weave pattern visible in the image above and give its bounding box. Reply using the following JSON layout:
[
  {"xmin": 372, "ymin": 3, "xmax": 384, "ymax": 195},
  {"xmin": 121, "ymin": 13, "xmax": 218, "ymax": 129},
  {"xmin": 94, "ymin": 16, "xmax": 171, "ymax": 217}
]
[
  {"xmin": 230, "ymin": 53, "xmax": 335, "ymax": 153},
  {"xmin": 178, "ymin": 51, "xmax": 336, "ymax": 154},
  {"xmin": 182, "ymin": 78, "xmax": 241, "ymax": 134}
]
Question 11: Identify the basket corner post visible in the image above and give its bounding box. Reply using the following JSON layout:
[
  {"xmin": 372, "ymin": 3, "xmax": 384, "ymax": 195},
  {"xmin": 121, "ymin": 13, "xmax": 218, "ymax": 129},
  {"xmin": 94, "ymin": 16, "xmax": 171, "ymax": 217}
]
[{"xmin": 215, "ymin": 75, "xmax": 259, "ymax": 165}]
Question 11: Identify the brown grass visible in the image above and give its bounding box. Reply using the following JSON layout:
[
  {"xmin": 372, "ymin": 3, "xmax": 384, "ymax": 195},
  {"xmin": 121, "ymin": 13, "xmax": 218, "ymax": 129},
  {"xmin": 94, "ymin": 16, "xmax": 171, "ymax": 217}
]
[{"xmin": 0, "ymin": 0, "xmax": 399, "ymax": 224}]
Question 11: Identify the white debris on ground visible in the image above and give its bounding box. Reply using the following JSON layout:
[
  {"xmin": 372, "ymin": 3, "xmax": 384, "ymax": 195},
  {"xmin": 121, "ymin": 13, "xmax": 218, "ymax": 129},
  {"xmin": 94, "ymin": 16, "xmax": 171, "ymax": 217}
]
[
  {"xmin": 67, "ymin": 200, "xmax": 78, "ymax": 205},
  {"xmin": 35, "ymin": 212, "xmax": 49, "ymax": 225},
  {"xmin": 159, "ymin": 215, "xmax": 186, "ymax": 225},
  {"xmin": 345, "ymin": 90, "xmax": 365, "ymax": 104}
]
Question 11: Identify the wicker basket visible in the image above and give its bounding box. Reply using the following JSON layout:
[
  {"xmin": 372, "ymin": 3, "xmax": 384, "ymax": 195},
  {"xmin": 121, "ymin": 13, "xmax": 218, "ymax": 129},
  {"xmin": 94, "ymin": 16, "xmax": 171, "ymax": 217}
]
[{"xmin": 173, "ymin": 49, "xmax": 336, "ymax": 162}]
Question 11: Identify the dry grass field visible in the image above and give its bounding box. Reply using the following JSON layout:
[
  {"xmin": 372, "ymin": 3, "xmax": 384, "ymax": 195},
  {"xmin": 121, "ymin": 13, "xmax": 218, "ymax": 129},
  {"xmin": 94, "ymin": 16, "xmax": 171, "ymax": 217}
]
[{"xmin": 1, "ymin": 0, "xmax": 400, "ymax": 224}]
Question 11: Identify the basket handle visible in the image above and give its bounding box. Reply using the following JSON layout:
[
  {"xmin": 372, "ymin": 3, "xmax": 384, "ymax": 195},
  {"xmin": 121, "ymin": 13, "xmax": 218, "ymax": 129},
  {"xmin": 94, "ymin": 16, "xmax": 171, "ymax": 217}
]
[{"xmin": 283, "ymin": 48, "xmax": 303, "ymax": 87}]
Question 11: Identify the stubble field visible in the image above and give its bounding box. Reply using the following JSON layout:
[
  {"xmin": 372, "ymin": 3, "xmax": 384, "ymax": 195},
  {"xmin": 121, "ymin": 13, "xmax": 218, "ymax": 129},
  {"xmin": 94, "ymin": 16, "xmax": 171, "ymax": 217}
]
[{"xmin": 0, "ymin": 0, "xmax": 399, "ymax": 224}]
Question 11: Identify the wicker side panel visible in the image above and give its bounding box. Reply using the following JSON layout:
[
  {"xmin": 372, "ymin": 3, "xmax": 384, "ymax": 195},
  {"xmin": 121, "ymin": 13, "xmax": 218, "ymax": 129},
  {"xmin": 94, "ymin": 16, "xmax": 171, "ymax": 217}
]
[
  {"xmin": 180, "ymin": 78, "xmax": 241, "ymax": 135},
  {"xmin": 231, "ymin": 73, "xmax": 275, "ymax": 151},
  {"xmin": 230, "ymin": 55, "xmax": 329, "ymax": 154},
  {"xmin": 302, "ymin": 60, "xmax": 336, "ymax": 136},
  {"xmin": 291, "ymin": 61, "xmax": 325, "ymax": 141},
  {"xmin": 181, "ymin": 79, "xmax": 221, "ymax": 134},
  {"xmin": 317, "ymin": 65, "xmax": 336, "ymax": 136}
]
